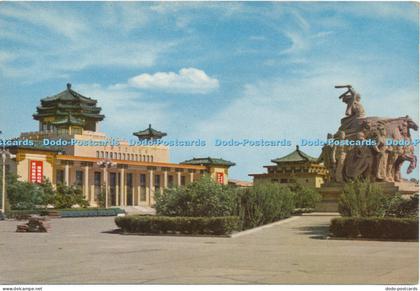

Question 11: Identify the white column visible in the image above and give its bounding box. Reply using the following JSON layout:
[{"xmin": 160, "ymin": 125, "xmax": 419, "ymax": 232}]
[
  {"xmin": 83, "ymin": 165, "xmax": 89, "ymax": 201},
  {"xmin": 103, "ymin": 167, "xmax": 109, "ymax": 208},
  {"xmin": 148, "ymin": 169, "xmax": 154, "ymax": 206},
  {"xmin": 90, "ymin": 184, "xmax": 95, "ymax": 206},
  {"xmin": 177, "ymin": 171, "xmax": 181, "ymax": 186},
  {"xmin": 163, "ymin": 170, "xmax": 168, "ymax": 189},
  {"xmin": 137, "ymin": 172, "xmax": 141, "ymax": 205},
  {"xmin": 120, "ymin": 167, "xmax": 125, "ymax": 206},
  {"xmin": 64, "ymin": 163, "xmax": 70, "ymax": 186},
  {"xmin": 189, "ymin": 171, "xmax": 194, "ymax": 183}
]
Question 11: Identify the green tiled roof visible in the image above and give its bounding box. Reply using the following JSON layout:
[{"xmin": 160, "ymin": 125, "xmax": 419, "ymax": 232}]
[
  {"xmin": 41, "ymin": 83, "xmax": 97, "ymax": 104},
  {"xmin": 50, "ymin": 113, "xmax": 85, "ymax": 127},
  {"xmin": 33, "ymin": 83, "xmax": 104, "ymax": 122},
  {"xmin": 133, "ymin": 124, "xmax": 167, "ymax": 140},
  {"xmin": 271, "ymin": 146, "xmax": 317, "ymax": 163},
  {"xmin": 181, "ymin": 157, "xmax": 236, "ymax": 167}
]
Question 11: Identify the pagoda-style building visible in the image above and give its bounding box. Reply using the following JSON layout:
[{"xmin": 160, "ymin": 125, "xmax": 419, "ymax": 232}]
[
  {"xmin": 181, "ymin": 157, "xmax": 235, "ymax": 185},
  {"xmin": 6, "ymin": 83, "xmax": 236, "ymax": 209},
  {"xmin": 33, "ymin": 83, "xmax": 104, "ymax": 134},
  {"xmin": 133, "ymin": 124, "xmax": 167, "ymax": 140},
  {"xmin": 249, "ymin": 146, "xmax": 328, "ymax": 188}
]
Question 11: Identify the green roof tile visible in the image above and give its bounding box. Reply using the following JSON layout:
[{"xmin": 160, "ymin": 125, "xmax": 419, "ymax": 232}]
[
  {"xmin": 133, "ymin": 124, "xmax": 167, "ymax": 140},
  {"xmin": 181, "ymin": 157, "xmax": 236, "ymax": 167},
  {"xmin": 271, "ymin": 146, "xmax": 317, "ymax": 163}
]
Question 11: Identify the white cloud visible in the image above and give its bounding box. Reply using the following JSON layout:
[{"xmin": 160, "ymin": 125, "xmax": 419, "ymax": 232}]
[
  {"xmin": 0, "ymin": 3, "xmax": 89, "ymax": 41},
  {"xmin": 0, "ymin": 3, "xmax": 177, "ymax": 82},
  {"xmin": 187, "ymin": 59, "xmax": 418, "ymax": 180},
  {"xmin": 76, "ymin": 83, "xmax": 171, "ymax": 137},
  {"xmin": 127, "ymin": 68, "xmax": 219, "ymax": 94},
  {"xmin": 279, "ymin": 11, "xmax": 333, "ymax": 55}
]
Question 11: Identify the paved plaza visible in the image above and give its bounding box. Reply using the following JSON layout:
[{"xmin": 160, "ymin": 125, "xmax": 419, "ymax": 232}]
[{"xmin": 0, "ymin": 214, "xmax": 418, "ymax": 284}]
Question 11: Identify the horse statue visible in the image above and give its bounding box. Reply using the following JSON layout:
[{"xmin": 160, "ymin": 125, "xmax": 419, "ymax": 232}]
[{"xmin": 330, "ymin": 85, "xmax": 418, "ymax": 183}]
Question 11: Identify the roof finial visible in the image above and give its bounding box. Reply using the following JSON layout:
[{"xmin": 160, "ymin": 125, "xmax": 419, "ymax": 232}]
[
  {"xmin": 149, "ymin": 123, "xmax": 152, "ymax": 129},
  {"xmin": 67, "ymin": 83, "xmax": 72, "ymax": 90},
  {"xmin": 296, "ymin": 145, "xmax": 299, "ymax": 151}
]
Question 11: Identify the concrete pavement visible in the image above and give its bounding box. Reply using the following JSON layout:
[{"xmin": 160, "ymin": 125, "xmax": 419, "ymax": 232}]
[{"xmin": 0, "ymin": 214, "xmax": 417, "ymax": 284}]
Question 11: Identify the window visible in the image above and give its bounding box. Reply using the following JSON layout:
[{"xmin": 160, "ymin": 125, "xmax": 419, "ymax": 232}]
[
  {"xmin": 280, "ymin": 178, "xmax": 288, "ymax": 183},
  {"xmin": 94, "ymin": 172, "xmax": 101, "ymax": 186},
  {"xmin": 110, "ymin": 152, "xmax": 113, "ymax": 159},
  {"xmin": 154, "ymin": 175, "xmax": 161, "ymax": 190},
  {"xmin": 140, "ymin": 174, "xmax": 146, "ymax": 202},
  {"xmin": 140, "ymin": 174, "xmax": 146, "ymax": 187},
  {"xmin": 126, "ymin": 173, "xmax": 133, "ymax": 206},
  {"xmin": 118, "ymin": 153, "xmax": 121, "ymax": 160},
  {"xmin": 181, "ymin": 175, "xmax": 186, "ymax": 186},
  {"xmin": 150, "ymin": 156, "xmax": 154, "ymax": 162},
  {"xmin": 96, "ymin": 151, "xmax": 100, "ymax": 158},
  {"xmin": 123, "ymin": 153, "xmax": 126, "ymax": 160},
  {"xmin": 75, "ymin": 170, "xmax": 83, "ymax": 187},
  {"xmin": 168, "ymin": 175, "xmax": 174, "ymax": 188},
  {"xmin": 56, "ymin": 169, "xmax": 65, "ymax": 184}
]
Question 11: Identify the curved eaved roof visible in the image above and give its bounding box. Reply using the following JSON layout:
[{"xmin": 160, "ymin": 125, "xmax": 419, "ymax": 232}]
[{"xmin": 271, "ymin": 146, "xmax": 317, "ymax": 163}]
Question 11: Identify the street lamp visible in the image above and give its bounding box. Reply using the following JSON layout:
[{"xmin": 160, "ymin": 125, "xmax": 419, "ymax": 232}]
[
  {"xmin": 0, "ymin": 131, "xmax": 16, "ymax": 215},
  {"xmin": 97, "ymin": 159, "xmax": 116, "ymax": 208}
]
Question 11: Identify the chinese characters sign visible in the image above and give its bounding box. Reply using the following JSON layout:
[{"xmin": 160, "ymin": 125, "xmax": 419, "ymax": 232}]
[
  {"xmin": 216, "ymin": 172, "xmax": 224, "ymax": 184},
  {"xmin": 29, "ymin": 160, "xmax": 43, "ymax": 183}
]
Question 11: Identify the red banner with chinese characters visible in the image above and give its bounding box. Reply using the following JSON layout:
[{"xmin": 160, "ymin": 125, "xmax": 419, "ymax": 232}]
[
  {"xmin": 29, "ymin": 160, "xmax": 43, "ymax": 183},
  {"xmin": 216, "ymin": 172, "xmax": 224, "ymax": 184}
]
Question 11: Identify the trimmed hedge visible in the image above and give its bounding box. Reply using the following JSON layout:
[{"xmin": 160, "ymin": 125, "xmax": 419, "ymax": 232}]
[
  {"xmin": 330, "ymin": 217, "xmax": 419, "ymax": 240},
  {"xmin": 115, "ymin": 215, "xmax": 240, "ymax": 235}
]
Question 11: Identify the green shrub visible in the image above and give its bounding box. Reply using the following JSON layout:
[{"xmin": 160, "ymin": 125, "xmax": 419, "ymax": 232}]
[
  {"xmin": 7, "ymin": 175, "xmax": 55, "ymax": 210},
  {"xmin": 115, "ymin": 215, "xmax": 240, "ymax": 235},
  {"xmin": 154, "ymin": 175, "xmax": 237, "ymax": 217},
  {"xmin": 338, "ymin": 179, "xmax": 389, "ymax": 217},
  {"xmin": 330, "ymin": 217, "xmax": 418, "ymax": 240},
  {"xmin": 54, "ymin": 184, "xmax": 89, "ymax": 209},
  {"xmin": 330, "ymin": 217, "xmax": 359, "ymax": 238},
  {"xmin": 237, "ymin": 182, "xmax": 295, "ymax": 230},
  {"xmin": 385, "ymin": 194, "xmax": 418, "ymax": 218},
  {"xmin": 290, "ymin": 183, "xmax": 321, "ymax": 209}
]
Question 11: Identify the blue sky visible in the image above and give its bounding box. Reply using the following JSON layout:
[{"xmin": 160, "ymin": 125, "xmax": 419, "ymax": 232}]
[{"xmin": 0, "ymin": 2, "xmax": 418, "ymax": 181}]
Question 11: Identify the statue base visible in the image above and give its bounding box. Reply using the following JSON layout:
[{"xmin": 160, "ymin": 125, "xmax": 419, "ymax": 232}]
[{"xmin": 315, "ymin": 181, "xmax": 419, "ymax": 212}]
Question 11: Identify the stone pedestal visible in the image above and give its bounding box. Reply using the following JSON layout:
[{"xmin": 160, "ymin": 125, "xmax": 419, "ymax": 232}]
[{"xmin": 316, "ymin": 181, "xmax": 419, "ymax": 212}]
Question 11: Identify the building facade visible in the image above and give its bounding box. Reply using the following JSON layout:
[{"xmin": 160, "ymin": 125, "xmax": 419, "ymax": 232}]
[
  {"xmin": 5, "ymin": 84, "xmax": 235, "ymax": 208},
  {"xmin": 249, "ymin": 146, "xmax": 328, "ymax": 188}
]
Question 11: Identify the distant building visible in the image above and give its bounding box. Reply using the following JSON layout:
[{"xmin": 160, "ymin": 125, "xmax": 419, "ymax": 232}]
[
  {"xmin": 6, "ymin": 84, "xmax": 234, "ymax": 208},
  {"xmin": 228, "ymin": 179, "xmax": 253, "ymax": 188},
  {"xmin": 181, "ymin": 157, "xmax": 235, "ymax": 185},
  {"xmin": 249, "ymin": 146, "xmax": 327, "ymax": 188}
]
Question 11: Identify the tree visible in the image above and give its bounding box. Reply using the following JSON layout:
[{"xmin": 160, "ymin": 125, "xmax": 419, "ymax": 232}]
[
  {"xmin": 155, "ymin": 175, "xmax": 237, "ymax": 217},
  {"xmin": 54, "ymin": 184, "xmax": 89, "ymax": 209},
  {"xmin": 289, "ymin": 183, "xmax": 322, "ymax": 209},
  {"xmin": 338, "ymin": 179, "xmax": 388, "ymax": 217},
  {"xmin": 7, "ymin": 175, "xmax": 55, "ymax": 210}
]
